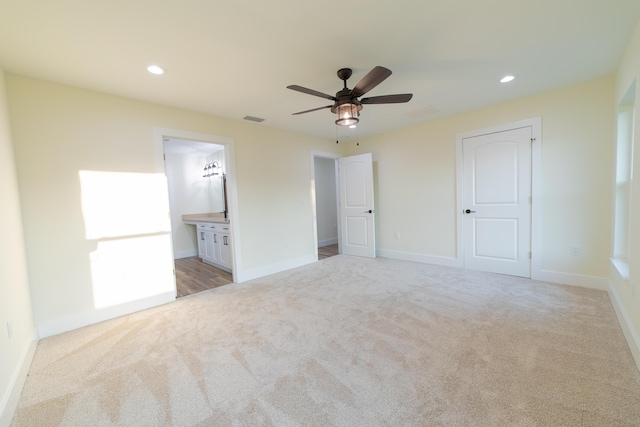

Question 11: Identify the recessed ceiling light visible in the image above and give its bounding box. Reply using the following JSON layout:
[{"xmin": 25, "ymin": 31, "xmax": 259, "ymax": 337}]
[
  {"xmin": 147, "ymin": 65, "xmax": 165, "ymax": 75},
  {"xmin": 500, "ymin": 75, "xmax": 515, "ymax": 83}
]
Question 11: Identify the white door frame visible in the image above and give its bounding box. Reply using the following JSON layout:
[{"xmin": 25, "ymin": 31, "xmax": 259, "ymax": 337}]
[
  {"xmin": 310, "ymin": 150, "xmax": 342, "ymax": 258},
  {"xmin": 455, "ymin": 117, "xmax": 542, "ymax": 279},
  {"xmin": 153, "ymin": 127, "xmax": 242, "ymax": 283}
]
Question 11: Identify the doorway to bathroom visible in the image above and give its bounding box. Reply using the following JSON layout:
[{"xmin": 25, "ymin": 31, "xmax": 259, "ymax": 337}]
[
  {"xmin": 312, "ymin": 151, "xmax": 340, "ymax": 260},
  {"xmin": 154, "ymin": 127, "xmax": 240, "ymax": 298}
]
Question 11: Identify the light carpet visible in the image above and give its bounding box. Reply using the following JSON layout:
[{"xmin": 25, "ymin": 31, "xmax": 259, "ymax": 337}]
[{"xmin": 11, "ymin": 255, "xmax": 640, "ymax": 426}]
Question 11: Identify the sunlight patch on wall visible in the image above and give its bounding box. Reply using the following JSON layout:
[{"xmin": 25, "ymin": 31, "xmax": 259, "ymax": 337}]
[
  {"xmin": 89, "ymin": 234, "xmax": 175, "ymax": 309},
  {"xmin": 79, "ymin": 171, "xmax": 175, "ymax": 309},
  {"xmin": 79, "ymin": 171, "xmax": 171, "ymax": 239}
]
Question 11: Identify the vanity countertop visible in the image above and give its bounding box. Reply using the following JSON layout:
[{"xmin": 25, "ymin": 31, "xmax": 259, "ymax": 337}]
[{"xmin": 182, "ymin": 213, "xmax": 229, "ymax": 224}]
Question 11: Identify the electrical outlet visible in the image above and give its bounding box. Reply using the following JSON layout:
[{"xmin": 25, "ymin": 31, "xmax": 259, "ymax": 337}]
[
  {"xmin": 570, "ymin": 244, "xmax": 581, "ymax": 256},
  {"xmin": 7, "ymin": 320, "xmax": 12, "ymax": 340},
  {"xmin": 394, "ymin": 232, "xmax": 400, "ymax": 240}
]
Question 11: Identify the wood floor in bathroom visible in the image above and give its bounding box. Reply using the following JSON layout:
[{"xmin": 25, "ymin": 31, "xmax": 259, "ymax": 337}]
[
  {"xmin": 318, "ymin": 243, "xmax": 339, "ymax": 260},
  {"xmin": 175, "ymin": 244, "xmax": 339, "ymax": 297},
  {"xmin": 174, "ymin": 257, "xmax": 233, "ymax": 298}
]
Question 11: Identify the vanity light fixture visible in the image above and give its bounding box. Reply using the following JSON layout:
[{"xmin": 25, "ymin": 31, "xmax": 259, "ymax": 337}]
[
  {"xmin": 147, "ymin": 64, "xmax": 165, "ymax": 75},
  {"xmin": 500, "ymin": 75, "xmax": 515, "ymax": 83},
  {"xmin": 203, "ymin": 161, "xmax": 219, "ymax": 177}
]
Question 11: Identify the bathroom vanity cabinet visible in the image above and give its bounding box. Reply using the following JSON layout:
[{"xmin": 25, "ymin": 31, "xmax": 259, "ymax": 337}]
[
  {"xmin": 182, "ymin": 213, "xmax": 232, "ymax": 272},
  {"xmin": 196, "ymin": 222, "xmax": 231, "ymax": 272}
]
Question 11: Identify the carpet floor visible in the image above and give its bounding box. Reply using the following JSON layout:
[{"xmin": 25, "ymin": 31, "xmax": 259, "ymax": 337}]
[{"xmin": 11, "ymin": 255, "xmax": 640, "ymax": 426}]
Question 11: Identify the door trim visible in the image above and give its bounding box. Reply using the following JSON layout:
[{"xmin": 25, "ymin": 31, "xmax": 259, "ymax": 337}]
[{"xmin": 455, "ymin": 117, "xmax": 542, "ymax": 278}]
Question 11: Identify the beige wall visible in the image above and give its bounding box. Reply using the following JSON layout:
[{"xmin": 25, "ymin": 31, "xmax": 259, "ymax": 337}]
[
  {"xmin": 612, "ymin": 19, "xmax": 640, "ymax": 366},
  {"xmin": 0, "ymin": 68, "xmax": 36, "ymax": 425},
  {"xmin": 6, "ymin": 75, "xmax": 339, "ymax": 332},
  {"xmin": 346, "ymin": 77, "xmax": 615, "ymax": 281}
]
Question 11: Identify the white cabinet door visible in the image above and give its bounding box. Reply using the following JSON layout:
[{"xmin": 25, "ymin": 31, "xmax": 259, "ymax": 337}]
[
  {"xmin": 203, "ymin": 231, "xmax": 216, "ymax": 263},
  {"xmin": 198, "ymin": 223, "xmax": 218, "ymax": 264},
  {"xmin": 196, "ymin": 222, "xmax": 231, "ymax": 272},
  {"xmin": 218, "ymin": 232, "xmax": 231, "ymax": 270},
  {"xmin": 197, "ymin": 224, "xmax": 207, "ymax": 258}
]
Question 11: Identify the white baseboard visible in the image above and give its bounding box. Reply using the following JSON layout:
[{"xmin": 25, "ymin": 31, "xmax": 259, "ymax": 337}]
[
  {"xmin": 37, "ymin": 291, "xmax": 176, "ymax": 339},
  {"xmin": 378, "ymin": 250, "xmax": 609, "ymax": 291},
  {"xmin": 318, "ymin": 238, "xmax": 338, "ymax": 247},
  {"xmin": 607, "ymin": 282, "xmax": 640, "ymax": 372},
  {"xmin": 532, "ymin": 269, "xmax": 609, "ymax": 290},
  {"xmin": 376, "ymin": 248, "xmax": 460, "ymax": 268},
  {"xmin": 0, "ymin": 334, "xmax": 37, "ymax": 427},
  {"xmin": 174, "ymin": 249, "xmax": 198, "ymax": 259},
  {"xmin": 235, "ymin": 254, "xmax": 318, "ymax": 283}
]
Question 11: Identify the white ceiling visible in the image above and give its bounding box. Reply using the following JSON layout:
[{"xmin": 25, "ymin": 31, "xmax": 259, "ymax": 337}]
[{"xmin": 1, "ymin": 0, "xmax": 639, "ymax": 141}]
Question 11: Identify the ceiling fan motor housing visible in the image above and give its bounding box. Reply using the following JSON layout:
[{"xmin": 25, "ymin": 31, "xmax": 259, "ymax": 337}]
[{"xmin": 331, "ymin": 88, "xmax": 362, "ymax": 115}]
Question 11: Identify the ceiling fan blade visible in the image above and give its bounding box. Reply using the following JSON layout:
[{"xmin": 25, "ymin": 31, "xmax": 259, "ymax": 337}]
[
  {"xmin": 287, "ymin": 85, "xmax": 336, "ymax": 101},
  {"xmin": 350, "ymin": 66, "xmax": 392, "ymax": 98},
  {"xmin": 292, "ymin": 105, "xmax": 333, "ymax": 115},
  {"xmin": 360, "ymin": 94, "xmax": 413, "ymax": 104}
]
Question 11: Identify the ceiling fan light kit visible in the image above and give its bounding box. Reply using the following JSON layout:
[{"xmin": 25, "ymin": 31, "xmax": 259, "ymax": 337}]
[
  {"xmin": 287, "ymin": 66, "xmax": 412, "ymax": 128},
  {"xmin": 335, "ymin": 103, "xmax": 360, "ymax": 126}
]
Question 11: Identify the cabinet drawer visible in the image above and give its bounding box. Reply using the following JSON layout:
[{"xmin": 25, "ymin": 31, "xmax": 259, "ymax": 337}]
[{"xmin": 197, "ymin": 222, "xmax": 218, "ymax": 231}]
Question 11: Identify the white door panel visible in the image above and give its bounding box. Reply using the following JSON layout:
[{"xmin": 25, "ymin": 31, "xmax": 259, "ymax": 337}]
[
  {"xmin": 339, "ymin": 153, "xmax": 375, "ymax": 258},
  {"xmin": 473, "ymin": 218, "xmax": 518, "ymax": 259},
  {"xmin": 463, "ymin": 127, "xmax": 531, "ymax": 277},
  {"xmin": 346, "ymin": 216, "xmax": 369, "ymax": 247},
  {"xmin": 474, "ymin": 142, "xmax": 519, "ymax": 204},
  {"xmin": 344, "ymin": 162, "xmax": 367, "ymax": 207}
]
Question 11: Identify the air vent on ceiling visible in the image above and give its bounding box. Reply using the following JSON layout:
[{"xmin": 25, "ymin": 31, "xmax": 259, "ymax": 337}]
[{"xmin": 243, "ymin": 115, "xmax": 265, "ymax": 123}]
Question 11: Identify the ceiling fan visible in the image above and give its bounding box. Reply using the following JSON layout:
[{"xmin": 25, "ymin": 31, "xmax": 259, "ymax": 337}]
[{"xmin": 287, "ymin": 66, "xmax": 413, "ymax": 126}]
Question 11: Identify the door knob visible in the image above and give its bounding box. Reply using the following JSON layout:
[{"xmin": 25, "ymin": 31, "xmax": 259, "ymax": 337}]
[
  {"xmin": 364, "ymin": 209, "xmax": 373, "ymax": 213},
  {"xmin": 465, "ymin": 209, "xmax": 476, "ymax": 214}
]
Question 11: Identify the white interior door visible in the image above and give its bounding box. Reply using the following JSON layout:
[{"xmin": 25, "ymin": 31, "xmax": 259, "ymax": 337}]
[
  {"xmin": 338, "ymin": 153, "xmax": 375, "ymax": 258},
  {"xmin": 462, "ymin": 127, "xmax": 532, "ymax": 277}
]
